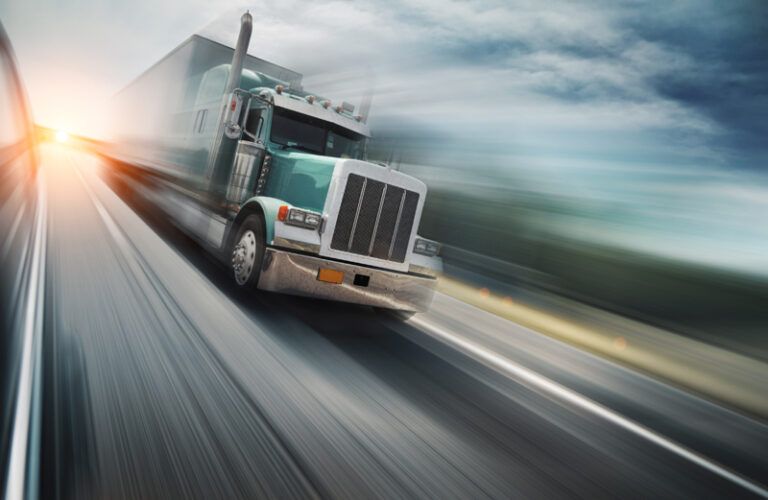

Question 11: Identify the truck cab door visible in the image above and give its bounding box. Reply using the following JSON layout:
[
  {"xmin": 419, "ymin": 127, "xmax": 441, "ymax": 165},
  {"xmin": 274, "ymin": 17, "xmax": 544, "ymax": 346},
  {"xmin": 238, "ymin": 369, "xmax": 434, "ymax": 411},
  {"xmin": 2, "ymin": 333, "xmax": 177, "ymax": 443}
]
[{"xmin": 224, "ymin": 99, "xmax": 270, "ymax": 206}]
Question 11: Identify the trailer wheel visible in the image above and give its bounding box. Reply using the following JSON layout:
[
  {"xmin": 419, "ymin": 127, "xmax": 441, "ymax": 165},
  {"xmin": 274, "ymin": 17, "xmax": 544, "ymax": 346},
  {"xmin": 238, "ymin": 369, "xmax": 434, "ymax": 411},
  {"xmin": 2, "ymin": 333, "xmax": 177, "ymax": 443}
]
[{"xmin": 231, "ymin": 214, "xmax": 265, "ymax": 289}]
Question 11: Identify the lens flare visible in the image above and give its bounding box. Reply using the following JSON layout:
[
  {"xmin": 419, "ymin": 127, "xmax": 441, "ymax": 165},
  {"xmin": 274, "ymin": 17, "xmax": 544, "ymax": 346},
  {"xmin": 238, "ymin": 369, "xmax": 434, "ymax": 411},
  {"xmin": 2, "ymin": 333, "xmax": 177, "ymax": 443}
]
[{"xmin": 55, "ymin": 130, "xmax": 69, "ymax": 143}]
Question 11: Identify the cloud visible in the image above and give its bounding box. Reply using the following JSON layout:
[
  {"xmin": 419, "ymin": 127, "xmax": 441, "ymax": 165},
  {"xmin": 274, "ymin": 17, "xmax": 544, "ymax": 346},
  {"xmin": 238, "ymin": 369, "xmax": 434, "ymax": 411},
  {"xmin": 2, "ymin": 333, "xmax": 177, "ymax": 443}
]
[
  {"xmin": 2, "ymin": 0, "xmax": 765, "ymax": 270},
  {"xmin": 6, "ymin": 0, "xmax": 762, "ymax": 161},
  {"xmin": 199, "ymin": 0, "xmax": 746, "ymax": 159}
]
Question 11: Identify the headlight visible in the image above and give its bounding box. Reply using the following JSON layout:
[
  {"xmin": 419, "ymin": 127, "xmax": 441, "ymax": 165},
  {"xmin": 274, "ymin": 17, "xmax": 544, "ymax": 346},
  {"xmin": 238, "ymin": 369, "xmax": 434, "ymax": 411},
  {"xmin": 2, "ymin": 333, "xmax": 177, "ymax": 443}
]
[
  {"xmin": 285, "ymin": 208, "xmax": 322, "ymax": 229},
  {"xmin": 304, "ymin": 212, "xmax": 322, "ymax": 226},
  {"xmin": 413, "ymin": 238, "xmax": 441, "ymax": 256}
]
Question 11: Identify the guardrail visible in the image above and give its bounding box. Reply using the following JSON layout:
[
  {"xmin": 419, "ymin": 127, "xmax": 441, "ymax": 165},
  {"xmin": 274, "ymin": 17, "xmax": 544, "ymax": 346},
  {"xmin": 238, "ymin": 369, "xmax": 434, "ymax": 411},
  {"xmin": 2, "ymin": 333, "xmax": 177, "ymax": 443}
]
[{"xmin": 3, "ymin": 174, "xmax": 46, "ymax": 500}]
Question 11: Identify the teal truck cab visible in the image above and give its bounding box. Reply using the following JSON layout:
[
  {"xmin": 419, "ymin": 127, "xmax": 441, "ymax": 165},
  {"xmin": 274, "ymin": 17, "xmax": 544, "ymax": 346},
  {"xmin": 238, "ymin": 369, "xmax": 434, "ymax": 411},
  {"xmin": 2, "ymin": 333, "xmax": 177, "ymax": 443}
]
[{"xmin": 109, "ymin": 12, "xmax": 441, "ymax": 313}]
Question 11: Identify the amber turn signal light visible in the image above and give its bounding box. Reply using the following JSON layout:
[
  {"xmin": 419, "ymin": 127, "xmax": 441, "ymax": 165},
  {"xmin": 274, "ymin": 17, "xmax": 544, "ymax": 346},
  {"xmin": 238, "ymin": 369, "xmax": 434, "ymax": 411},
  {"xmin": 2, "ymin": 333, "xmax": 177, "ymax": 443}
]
[
  {"xmin": 277, "ymin": 205, "xmax": 289, "ymax": 221},
  {"xmin": 317, "ymin": 268, "xmax": 344, "ymax": 284}
]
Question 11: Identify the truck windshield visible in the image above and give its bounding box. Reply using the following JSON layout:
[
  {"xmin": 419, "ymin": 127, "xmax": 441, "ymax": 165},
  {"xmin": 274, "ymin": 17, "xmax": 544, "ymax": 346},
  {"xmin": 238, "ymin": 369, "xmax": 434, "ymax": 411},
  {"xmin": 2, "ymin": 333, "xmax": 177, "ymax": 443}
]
[{"xmin": 270, "ymin": 107, "xmax": 365, "ymax": 159}]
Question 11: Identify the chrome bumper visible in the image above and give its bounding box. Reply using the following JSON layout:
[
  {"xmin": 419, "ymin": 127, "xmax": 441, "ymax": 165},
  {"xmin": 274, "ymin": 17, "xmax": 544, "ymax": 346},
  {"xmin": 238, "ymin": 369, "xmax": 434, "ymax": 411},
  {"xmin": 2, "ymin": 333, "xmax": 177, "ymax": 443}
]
[{"xmin": 257, "ymin": 248, "xmax": 437, "ymax": 312}]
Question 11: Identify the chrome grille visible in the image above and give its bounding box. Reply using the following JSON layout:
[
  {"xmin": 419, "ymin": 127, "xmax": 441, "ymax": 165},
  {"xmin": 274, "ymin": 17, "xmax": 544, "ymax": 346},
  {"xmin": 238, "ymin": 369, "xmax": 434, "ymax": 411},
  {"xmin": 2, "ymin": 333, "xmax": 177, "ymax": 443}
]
[{"xmin": 331, "ymin": 173, "xmax": 420, "ymax": 263}]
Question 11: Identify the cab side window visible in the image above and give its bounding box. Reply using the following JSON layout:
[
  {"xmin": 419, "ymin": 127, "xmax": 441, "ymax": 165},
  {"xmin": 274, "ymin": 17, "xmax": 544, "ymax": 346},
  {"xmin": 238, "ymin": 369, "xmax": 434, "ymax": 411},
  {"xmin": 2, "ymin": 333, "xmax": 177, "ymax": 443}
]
[{"xmin": 243, "ymin": 108, "xmax": 263, "ymax": 141}]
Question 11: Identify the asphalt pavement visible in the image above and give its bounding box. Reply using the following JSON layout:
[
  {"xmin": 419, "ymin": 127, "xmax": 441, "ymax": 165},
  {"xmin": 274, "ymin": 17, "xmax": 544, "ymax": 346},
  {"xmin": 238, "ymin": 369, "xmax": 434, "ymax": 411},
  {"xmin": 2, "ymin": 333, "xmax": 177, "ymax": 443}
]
[{"xmin": 33, "ymin": 143, "xmax": 768, "ymax": 499}]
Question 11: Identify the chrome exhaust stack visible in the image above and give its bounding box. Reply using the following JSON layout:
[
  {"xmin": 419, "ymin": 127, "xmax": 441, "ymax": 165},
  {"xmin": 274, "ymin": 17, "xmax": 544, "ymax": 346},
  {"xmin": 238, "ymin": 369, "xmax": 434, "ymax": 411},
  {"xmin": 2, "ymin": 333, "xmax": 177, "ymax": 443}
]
[
  {"xmin": 225, "ymin": 11, "xmax": 253, "ymax": 94},
  {"xmin": 207, "ymin": 11, "xmax": 255, "ymax": 203}
]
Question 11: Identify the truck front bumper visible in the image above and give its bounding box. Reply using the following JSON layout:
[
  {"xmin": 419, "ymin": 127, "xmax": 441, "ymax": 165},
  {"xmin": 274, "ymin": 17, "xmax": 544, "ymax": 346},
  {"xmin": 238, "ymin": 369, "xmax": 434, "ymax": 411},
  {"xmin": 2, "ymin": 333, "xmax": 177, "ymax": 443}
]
[{"xmin": 257, "ymin": 247, "xmax": 437, "ymax": 312}]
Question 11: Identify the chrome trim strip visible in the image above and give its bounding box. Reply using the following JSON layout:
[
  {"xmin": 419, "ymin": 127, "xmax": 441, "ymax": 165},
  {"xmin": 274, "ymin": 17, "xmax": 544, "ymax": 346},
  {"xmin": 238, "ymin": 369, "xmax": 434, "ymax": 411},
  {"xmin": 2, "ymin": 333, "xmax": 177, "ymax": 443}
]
[
  {"xmin": 388, "ymin": 190, "xmax": 406, "ymax": 259},
  {"xmin": 367, "ymin": 184, "xmax": 387, "ymax": 256},
  {"xmin": 347, "ymin": 177, "xmax": 367, "ymax": 251}
]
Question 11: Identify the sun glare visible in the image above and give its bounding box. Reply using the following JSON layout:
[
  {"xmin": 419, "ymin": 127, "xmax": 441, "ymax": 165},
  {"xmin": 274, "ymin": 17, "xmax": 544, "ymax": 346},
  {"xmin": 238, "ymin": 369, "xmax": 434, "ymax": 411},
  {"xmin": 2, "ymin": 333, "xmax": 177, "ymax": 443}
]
[{"xmin": 55, "ymin": 130, "xmax": 70, "ymax": 143}]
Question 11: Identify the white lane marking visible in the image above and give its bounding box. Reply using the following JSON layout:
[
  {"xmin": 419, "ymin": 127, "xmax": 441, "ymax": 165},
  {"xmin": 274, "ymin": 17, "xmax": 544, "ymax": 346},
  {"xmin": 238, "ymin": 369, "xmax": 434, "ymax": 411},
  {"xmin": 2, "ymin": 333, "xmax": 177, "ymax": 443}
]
[
  {"xmin": 410, "ymin": 315, "xmax": 768, "ymax": 498},
  {"xmin": 73, "ymin": 167, "xmax": 133, "ymax": 256},
  {"xmin": 4, "ymin": 175, "xmax": 47, "ymax": 500}
]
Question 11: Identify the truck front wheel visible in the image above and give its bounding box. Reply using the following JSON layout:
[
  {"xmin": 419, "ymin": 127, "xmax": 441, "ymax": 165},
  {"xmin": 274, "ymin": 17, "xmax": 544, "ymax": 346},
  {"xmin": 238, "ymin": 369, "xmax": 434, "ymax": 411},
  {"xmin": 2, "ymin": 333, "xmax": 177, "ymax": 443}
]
[{"xmin": 231, "ymin": 214, "xmax": 265, "ymax": 289}]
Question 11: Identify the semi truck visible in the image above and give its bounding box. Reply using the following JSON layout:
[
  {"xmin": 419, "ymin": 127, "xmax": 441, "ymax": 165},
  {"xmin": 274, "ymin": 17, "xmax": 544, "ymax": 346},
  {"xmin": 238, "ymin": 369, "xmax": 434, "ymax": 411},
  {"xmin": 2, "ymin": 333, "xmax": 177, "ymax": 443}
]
[{"xmin": 108, "ymin": 12, "xmax": 441, "ymax": 315}]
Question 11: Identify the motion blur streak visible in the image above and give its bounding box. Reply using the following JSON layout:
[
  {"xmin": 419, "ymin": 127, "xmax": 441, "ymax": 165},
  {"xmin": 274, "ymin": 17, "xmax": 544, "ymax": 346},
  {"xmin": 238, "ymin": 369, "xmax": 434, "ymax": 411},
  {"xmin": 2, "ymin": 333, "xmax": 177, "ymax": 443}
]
[
  {"xmin": 0, "ymin": 2, "xmax": 765, "ymax": 497},
  {"xmin": 3, "ymin": 174, "xmax": 45, "ymax": 500},
  {"xmin": 410, "ymin": 315, "xmax": 768, "ymax": 498},
  {"xmin": 29, "ymin": 142, "xmax": 766, "ymax": 499}
]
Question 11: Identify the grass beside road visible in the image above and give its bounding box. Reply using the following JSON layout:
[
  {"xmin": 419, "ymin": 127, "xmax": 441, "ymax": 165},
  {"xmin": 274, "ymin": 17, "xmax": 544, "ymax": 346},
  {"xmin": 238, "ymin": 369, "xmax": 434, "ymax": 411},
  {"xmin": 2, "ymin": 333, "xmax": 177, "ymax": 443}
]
[{"xmin": 437, "ymin": 275, "xmax": 768, "ymax": 419}]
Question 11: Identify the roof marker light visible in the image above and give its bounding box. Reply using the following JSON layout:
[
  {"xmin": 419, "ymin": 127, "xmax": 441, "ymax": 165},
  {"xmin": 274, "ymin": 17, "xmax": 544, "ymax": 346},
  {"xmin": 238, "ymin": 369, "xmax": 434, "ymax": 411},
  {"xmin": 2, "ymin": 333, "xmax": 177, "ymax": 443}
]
[
  {"xmin": 306, "ymin": 95, "xmax": 316, "ymax": 104},
  {"xmin": 275, "ymin": 84, "xmax": 284, "ymax": 94}
]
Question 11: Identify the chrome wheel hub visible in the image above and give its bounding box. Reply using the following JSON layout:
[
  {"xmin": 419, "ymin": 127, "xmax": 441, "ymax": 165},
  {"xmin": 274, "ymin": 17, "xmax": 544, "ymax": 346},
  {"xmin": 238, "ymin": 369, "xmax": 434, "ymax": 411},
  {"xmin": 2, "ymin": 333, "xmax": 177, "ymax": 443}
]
[{"xmin": 232, "ymin": 230, "xmax": 257, "ymax": 285}]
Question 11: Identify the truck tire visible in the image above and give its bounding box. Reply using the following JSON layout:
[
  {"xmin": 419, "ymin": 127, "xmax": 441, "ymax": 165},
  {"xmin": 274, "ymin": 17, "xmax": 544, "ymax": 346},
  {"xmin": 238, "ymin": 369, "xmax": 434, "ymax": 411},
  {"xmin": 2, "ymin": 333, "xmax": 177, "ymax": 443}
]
[{"xmin": 230, "ymin": 214, "xmax": 265, "ymax": 289}]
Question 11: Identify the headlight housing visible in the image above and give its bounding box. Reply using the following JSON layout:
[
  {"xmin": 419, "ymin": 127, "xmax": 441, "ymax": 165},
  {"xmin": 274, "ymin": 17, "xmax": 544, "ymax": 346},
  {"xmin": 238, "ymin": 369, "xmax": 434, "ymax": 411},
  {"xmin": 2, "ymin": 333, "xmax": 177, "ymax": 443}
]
[
  {"xmin": 413, "ymin": 238, "xmax": 441, "ymax": 256},
  {"xmin": 285, "ymin": 208, "xmax": 322, "ymax": 229}
]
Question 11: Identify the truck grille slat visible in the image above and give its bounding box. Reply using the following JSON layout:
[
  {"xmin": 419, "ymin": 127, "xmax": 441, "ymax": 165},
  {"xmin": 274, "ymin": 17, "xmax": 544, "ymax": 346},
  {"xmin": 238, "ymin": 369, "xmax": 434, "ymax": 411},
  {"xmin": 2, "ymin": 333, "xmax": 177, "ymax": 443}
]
[
  {"xmin": 391, "ymin": 191, "xmax": 419, "ymax": 262},
  {"xmin": 349, "ymin": 179, "xmax": 385, "ymax": 255},
  {"xmin": 331, "ymin": 174, "xmax": 419, "ymax": 263},
  {"xmin": 331, "ymin": 174, "xmax": 365, "ymax": 251},
  {"xmin": 372, "ymin": 186, "xmax": 404, "ymax": 260}
]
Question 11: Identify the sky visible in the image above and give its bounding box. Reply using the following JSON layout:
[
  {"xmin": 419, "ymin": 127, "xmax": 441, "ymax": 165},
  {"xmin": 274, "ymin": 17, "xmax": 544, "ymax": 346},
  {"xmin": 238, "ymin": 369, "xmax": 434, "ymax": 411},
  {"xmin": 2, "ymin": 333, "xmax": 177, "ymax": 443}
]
[{"xmin": 1, "ymin": 0, "xmax": 767, "ymax": 273}]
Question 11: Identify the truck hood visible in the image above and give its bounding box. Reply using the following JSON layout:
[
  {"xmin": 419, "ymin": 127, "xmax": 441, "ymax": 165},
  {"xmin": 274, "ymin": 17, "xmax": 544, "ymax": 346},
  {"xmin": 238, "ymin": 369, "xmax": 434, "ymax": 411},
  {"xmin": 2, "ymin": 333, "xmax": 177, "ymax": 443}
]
[{"xmin": 263, "ymin": 149, "xmax": 339, "ymax": 212}]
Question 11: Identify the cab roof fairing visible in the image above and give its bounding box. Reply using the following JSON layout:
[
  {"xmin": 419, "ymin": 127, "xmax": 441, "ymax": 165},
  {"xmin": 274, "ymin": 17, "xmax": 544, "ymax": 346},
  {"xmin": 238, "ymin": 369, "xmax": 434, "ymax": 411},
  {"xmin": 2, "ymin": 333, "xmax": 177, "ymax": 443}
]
[
  {"xmin": 191, "ymin": 33, "xmax": 304, "ymax": 89},
  {"xmin": 252, "ymin": 87, "xmax": 371, "ymax": 138}
]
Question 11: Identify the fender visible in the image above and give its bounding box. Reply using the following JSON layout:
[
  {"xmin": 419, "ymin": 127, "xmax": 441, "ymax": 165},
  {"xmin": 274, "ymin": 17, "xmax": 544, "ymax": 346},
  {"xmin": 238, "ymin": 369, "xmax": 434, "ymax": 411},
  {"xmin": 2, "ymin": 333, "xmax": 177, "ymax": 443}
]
[{"xmin": 232, "ymin": 196, "xmax": 288, "ymax": 245}]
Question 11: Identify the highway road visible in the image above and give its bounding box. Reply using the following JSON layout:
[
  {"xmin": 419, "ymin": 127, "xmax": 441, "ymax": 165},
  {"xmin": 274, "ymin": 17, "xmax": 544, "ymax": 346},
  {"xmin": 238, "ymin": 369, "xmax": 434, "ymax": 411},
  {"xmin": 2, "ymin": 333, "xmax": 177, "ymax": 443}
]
[{"xmin": 20, "ymin": 143, "xmax": 768, "ymax": 498}]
